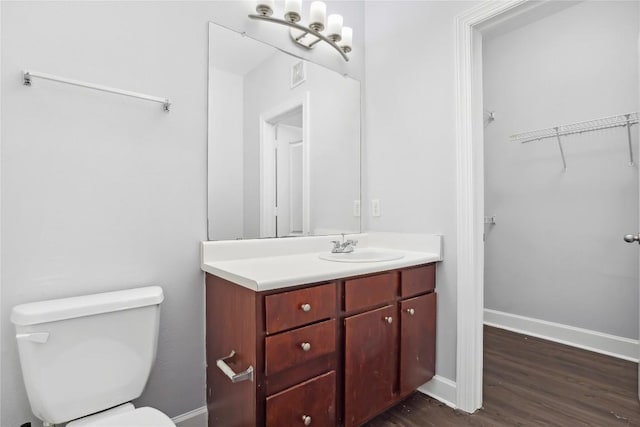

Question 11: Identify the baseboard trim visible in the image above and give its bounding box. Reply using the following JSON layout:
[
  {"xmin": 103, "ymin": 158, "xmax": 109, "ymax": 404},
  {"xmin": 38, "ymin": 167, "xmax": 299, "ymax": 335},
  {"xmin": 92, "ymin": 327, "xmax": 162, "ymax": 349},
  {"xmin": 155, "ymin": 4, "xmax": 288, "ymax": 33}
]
[
  {"xmin": 172, "ymin": 381, "xmax": 459, "ymax": 425},
  {"xmin": 484, "ymin": 309, "xmax": 639, "ymax": 363},
  {"xmin": 417, "ymin": 375, "xmax": 457, "ymax": 409},
  {"xmin": 172, "ymin": 405, "xmax": 207, "ymax": 427}
]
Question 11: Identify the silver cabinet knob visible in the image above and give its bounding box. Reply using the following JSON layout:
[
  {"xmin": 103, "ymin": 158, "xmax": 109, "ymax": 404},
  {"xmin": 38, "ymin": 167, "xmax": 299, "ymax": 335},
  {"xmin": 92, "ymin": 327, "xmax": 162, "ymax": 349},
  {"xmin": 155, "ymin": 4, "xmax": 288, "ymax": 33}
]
[
  {"xmin": 301, "ymin": 342, "xmax": 311, "ymax": 352},
  {"xmin": 300, "ymin": 303, "xmax": 311, "ymax": 312},
  {"xmin": 406, "ymin": 308, "xmax": 415, "ymax": 316},
  {"xmin": 384, "ymin": 316, "xmax": 393, "ymax": 324},
  {"xmin": 624, "ymin": 234, "xmax": 640, "ymax": 244},
  {"xmin": 302, "ymin": 415, "xmax": 312, "ymax": 425}
]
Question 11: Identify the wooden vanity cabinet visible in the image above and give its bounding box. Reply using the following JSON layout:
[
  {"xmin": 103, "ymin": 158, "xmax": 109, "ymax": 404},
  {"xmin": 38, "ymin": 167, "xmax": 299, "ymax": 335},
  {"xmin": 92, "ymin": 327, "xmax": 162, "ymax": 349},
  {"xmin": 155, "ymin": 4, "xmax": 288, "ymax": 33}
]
[
  {"xmin": 343, "ymin": 264, "xmax": 436, "ymax": 427},
  {"xmin": 206, "ymin": 263, "xmax": 436, "ymax": 427}
]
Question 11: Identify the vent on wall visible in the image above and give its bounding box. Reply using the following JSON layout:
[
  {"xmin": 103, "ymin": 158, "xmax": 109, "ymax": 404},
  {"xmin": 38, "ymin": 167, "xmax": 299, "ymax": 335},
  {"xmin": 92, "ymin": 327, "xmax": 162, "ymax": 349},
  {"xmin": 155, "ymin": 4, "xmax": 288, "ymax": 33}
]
[{"xmin": 291, "ymin": 61, "xmax": 306, "ymax": 88}]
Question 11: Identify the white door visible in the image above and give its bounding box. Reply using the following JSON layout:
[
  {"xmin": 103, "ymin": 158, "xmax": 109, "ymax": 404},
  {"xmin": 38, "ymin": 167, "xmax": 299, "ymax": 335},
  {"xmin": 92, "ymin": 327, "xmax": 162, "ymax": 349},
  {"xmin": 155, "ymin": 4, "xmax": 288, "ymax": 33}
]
[
  {"xmin": 618, "ymin": 143, "xmax": 639, "ymax": 399},
  {"xmin": 259, "ymin": 98, "xmax": 309, "ymax": 239},
  {"xmin": 275, "ymin": 124, "xmax": 303, "ymax": 237}
]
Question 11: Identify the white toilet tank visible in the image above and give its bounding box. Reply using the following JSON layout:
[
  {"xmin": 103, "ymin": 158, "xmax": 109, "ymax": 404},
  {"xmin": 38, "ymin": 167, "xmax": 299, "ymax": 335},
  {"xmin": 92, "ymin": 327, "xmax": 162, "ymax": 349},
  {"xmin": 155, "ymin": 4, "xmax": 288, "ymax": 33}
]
[{"xmin": 11, "ymin": 286, "xmax": 164, "ymax": 425}]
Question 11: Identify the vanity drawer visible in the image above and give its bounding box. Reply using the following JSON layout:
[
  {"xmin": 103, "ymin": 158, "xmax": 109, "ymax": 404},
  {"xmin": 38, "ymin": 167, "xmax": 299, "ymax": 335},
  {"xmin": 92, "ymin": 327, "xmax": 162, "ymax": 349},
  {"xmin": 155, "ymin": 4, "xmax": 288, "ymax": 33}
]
[
  {"xmin": 266, "ymin": 370, "xmax": 336, "ymax": 427},
  {"xmin": 344, "ymin": 272, "xmax": 397, "ymax": 312},
  {"xmin": 265, "ymin": 283, "xmax": 336, "ymax": 334},
  {"xmin": 400, "ymin": 264, "xmax": 435, "ymax": 298},
  {"xmin": 265, "ymin": 319, "xmax": 336, "ymax": 376}
]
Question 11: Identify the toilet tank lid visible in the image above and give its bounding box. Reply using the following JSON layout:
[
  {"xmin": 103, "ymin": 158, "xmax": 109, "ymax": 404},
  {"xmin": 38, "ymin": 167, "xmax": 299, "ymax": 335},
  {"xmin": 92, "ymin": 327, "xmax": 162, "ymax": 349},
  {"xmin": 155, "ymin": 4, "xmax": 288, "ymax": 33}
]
[{"xmin": 11, "ymin": 286, "xmax": 164, "ymax": 326}]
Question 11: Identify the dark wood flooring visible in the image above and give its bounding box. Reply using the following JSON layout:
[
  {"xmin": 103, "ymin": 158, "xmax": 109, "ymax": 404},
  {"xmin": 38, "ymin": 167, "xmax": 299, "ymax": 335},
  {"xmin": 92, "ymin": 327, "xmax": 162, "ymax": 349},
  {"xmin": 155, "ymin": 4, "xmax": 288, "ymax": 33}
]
[{"xmin": 365, "ymin": 326, "xmax": 640, "ymax": 426}]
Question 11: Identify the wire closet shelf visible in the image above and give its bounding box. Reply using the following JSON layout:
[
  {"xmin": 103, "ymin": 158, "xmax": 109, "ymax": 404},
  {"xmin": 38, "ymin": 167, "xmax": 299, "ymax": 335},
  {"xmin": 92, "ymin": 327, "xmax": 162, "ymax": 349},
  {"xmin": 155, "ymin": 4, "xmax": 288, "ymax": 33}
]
[{"xmin": 509, "ymin": 112, "xmax": 639, "ymax": 170}]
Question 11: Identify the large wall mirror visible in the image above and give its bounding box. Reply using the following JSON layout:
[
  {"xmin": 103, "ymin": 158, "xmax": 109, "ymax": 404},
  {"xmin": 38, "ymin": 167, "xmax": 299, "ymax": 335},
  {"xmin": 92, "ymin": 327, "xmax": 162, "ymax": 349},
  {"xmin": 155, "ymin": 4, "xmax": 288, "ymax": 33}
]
[{"xmin": 207, "ymin": 22, "xmax": 361, "ymax": 240}]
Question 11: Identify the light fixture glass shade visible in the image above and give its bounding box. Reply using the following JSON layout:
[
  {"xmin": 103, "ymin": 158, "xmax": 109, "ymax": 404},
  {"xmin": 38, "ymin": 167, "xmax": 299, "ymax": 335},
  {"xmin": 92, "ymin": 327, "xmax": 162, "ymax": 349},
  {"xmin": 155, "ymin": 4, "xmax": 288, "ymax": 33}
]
[
  {"xmin": 341, "ymin": 26, "xmax": 353, "ymax": 52},
  {"xmin": 284, "ymin": 0, "xmax": 302, "ymax": 22},
  {"xmin": 309, "ymin": 1, "xmax": 326, "ymax": 32},
  {"xmin": 256, "ymin": 0, "xmax": 274, "ymax": 16},
  {"xmin": 248, "ymin": 0, "xmax": 351, "ymax": 61},
  {"xmin": 327, "ymin": 14, "xmax": 343, "ymax": 42}
]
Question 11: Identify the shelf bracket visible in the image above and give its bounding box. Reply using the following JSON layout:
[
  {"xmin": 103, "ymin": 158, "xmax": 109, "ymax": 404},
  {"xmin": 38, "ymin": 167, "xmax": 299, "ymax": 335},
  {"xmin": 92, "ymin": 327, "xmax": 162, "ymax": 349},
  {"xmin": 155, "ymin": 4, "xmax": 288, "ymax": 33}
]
[
  {"xmin": 554, "ymin": 127, "xmax": 567, "ymax": 172},
  {"xmin": 483, "ymin": 215, "xmax": 496, "ymax": 225},
  {"xmin": 625, "ymin": 114, "xmax": 634, "ymax": 166}
]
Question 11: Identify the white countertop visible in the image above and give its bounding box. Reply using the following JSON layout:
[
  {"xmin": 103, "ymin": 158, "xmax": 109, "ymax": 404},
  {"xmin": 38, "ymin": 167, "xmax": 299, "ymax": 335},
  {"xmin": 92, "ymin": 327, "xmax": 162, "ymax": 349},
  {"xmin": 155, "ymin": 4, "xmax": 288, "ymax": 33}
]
[{"xmin": 201, "ymin": 233, "xmax": 443, "ymax": 292}]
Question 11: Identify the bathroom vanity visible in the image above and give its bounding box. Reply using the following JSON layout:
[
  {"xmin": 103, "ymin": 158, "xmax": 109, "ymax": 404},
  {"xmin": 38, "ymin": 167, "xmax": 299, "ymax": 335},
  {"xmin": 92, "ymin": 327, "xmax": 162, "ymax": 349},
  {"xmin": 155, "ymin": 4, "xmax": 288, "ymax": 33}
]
[
  {"xmin": 205, "ymin": 20, "xmax": 442, "ymax": 426},
  {"xmin": 201, "ymin": 233, "xmax": 441, "ymax": 427}
]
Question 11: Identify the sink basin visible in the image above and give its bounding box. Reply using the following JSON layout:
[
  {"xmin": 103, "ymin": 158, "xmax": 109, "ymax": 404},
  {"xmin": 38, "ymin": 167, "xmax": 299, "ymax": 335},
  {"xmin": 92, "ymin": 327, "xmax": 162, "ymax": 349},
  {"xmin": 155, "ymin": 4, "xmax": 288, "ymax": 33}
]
[{"xmin": 319, "ymin": 249, "xmax": 405, "ymax": 263}]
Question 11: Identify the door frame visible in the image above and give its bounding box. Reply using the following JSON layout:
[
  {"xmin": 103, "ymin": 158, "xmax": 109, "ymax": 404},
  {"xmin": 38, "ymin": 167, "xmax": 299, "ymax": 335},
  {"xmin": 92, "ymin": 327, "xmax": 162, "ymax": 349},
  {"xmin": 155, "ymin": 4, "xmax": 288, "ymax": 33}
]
[
  {"xmin": 454, "ymin": 0, "xmax": 531, "ymax": 413},
  {"xmin": 259, "ymin": 92, "xmax": 311, "ymax": 237},
  {"xmin": 456, "ymin": 0, "xmax": 640, "ymax": 411}
]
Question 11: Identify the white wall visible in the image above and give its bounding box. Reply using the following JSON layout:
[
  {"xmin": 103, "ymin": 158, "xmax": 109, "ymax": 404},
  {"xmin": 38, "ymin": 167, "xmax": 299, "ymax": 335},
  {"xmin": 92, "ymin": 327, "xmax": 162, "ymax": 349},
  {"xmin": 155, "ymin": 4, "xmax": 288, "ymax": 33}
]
[
  {"xmin": 0, "ymin": 2, "xmax": 364, "ymax": 426},
  {"xmin": 209, "ymin": 68, "xmax": 244, "ymax": 240},
  {"xmin": 364, "ymin": 0, "xmax": 480, "ymax": 384},
  {"xmin": 2, "ymin": 4, "xmax": 209, "ymax": 425},
  {"xmin": 306, "ymin": 63, "xmax": 361, "ymax": 236},
  {"xmin": 483, "ymin": 1, "xmax": 639, "ymax": 339},
  {"xmin": 243, "ymin": 53, "xmax": 361, "ymax": 237}
]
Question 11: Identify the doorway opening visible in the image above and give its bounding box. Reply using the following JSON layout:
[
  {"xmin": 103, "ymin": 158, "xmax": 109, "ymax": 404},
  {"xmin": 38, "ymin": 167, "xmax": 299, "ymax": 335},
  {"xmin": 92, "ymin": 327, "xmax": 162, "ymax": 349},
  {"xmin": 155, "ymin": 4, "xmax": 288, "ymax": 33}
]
[
  {"xmin": 259, "ymin": 93, "xmax": 310, "ymax": 238},
  {"xmin": 455, "ymin": 0, "xmax": 640, "ymax": 413}
]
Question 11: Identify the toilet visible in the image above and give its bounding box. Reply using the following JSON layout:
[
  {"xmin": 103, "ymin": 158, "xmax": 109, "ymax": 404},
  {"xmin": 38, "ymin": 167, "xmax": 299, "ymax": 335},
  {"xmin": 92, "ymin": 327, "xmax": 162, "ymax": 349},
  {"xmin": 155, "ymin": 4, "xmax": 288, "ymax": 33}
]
[{"xmin": 11, "ymin": 286, "xmax": 176, "ymax": 427}]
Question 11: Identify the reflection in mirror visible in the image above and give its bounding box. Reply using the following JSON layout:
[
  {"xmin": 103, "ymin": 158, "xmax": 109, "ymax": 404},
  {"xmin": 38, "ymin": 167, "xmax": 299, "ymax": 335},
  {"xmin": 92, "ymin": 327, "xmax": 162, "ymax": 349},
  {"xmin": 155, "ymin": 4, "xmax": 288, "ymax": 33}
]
[{"xmin": 208, "ymin": 22, "xmax": 361, "ymax": 241}]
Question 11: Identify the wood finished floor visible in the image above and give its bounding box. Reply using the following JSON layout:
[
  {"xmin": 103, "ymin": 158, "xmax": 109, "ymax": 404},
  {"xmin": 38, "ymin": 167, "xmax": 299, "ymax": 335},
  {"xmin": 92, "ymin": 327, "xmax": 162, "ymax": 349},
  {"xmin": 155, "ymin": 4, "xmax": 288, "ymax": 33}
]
[{"xmin": 364, "ymin": 326, "xmax": 640, "ymax": 426}]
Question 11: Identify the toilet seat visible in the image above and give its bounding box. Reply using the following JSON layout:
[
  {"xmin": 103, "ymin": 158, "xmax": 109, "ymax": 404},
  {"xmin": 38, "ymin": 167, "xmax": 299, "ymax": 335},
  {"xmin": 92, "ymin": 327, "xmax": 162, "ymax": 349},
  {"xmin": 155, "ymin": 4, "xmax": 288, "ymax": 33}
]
[{"xmin": 67, "ymin": 406, "xmax": 176, "ymax": 427}]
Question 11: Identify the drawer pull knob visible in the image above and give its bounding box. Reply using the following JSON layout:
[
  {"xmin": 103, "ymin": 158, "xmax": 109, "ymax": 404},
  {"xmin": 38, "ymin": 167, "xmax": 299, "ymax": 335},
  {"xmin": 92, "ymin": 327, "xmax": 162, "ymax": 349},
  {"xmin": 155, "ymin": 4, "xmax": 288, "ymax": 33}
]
[
  {"xmin": 302, "ymin": 415, "xmax": 312, "ymax": 425},
  {"xmin": 300, "ymin": 303, "xmax": 311, "ymax": 312},
  {"xmin": 406, "ymin": 308, "xmax": 415, "ymax": 316},
  {"xmin": 301, "ymin": 342, "xmax": 311, "ymax": 352},
  {"xmin": 384, "ymin": 316, "xmax": 393, "ymax": 324}
]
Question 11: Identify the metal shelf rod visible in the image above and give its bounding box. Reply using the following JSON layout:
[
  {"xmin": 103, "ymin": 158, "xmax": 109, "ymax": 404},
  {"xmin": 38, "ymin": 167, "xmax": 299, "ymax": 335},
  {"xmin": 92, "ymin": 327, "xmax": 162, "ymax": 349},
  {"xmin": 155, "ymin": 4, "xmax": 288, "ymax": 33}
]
[{"xmin": 23, "ymin": 70, "xmax": 171, "ymax": 112}]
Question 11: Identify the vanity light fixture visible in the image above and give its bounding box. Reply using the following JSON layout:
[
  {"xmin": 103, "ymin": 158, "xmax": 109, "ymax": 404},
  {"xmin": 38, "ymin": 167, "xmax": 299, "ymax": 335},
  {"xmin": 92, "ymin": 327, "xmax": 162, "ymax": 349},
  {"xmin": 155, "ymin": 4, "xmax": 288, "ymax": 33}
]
[{"xmin": 249, "ymin": 0, "xmax": 352, "ymax": 62}]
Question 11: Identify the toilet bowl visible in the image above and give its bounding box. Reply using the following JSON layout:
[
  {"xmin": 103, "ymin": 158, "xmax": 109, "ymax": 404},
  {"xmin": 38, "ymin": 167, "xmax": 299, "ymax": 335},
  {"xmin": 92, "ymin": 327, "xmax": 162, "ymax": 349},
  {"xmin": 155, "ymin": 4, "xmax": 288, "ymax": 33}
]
[{"xmin": 11, "ymin": 286, "xmax": 176, "ymax": 427}]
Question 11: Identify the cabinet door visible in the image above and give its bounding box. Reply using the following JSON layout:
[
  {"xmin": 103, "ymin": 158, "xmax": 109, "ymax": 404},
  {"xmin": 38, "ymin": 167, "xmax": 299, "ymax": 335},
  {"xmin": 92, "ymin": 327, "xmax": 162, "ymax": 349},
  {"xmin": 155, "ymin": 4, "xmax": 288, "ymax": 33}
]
[
  {"xmin": 399, "ymin": 292, "xmax": 436, "ymax": 396},
  {"xmin": 344, "ymin": 305, "xmax": 396, "ymax": 427}
]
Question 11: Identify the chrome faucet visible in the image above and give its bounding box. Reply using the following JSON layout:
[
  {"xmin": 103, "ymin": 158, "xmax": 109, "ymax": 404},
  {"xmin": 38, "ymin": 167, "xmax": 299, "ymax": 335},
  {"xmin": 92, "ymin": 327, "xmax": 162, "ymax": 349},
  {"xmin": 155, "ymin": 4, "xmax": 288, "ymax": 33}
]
[{"xmin": 331, "ymin": 234, "xmax": 358, "ymax": 253}]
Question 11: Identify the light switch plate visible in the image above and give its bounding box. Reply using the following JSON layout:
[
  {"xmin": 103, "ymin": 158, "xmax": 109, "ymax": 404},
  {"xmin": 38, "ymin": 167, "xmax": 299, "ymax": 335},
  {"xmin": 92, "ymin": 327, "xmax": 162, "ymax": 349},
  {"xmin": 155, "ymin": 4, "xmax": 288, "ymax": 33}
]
[
  {"xmin": 372, "ymin": 199, "xmax": 381, "ymax": 217},
  {"xmin": 353, "ymin": 200, "xmax": 361, "ymax": 217}
]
